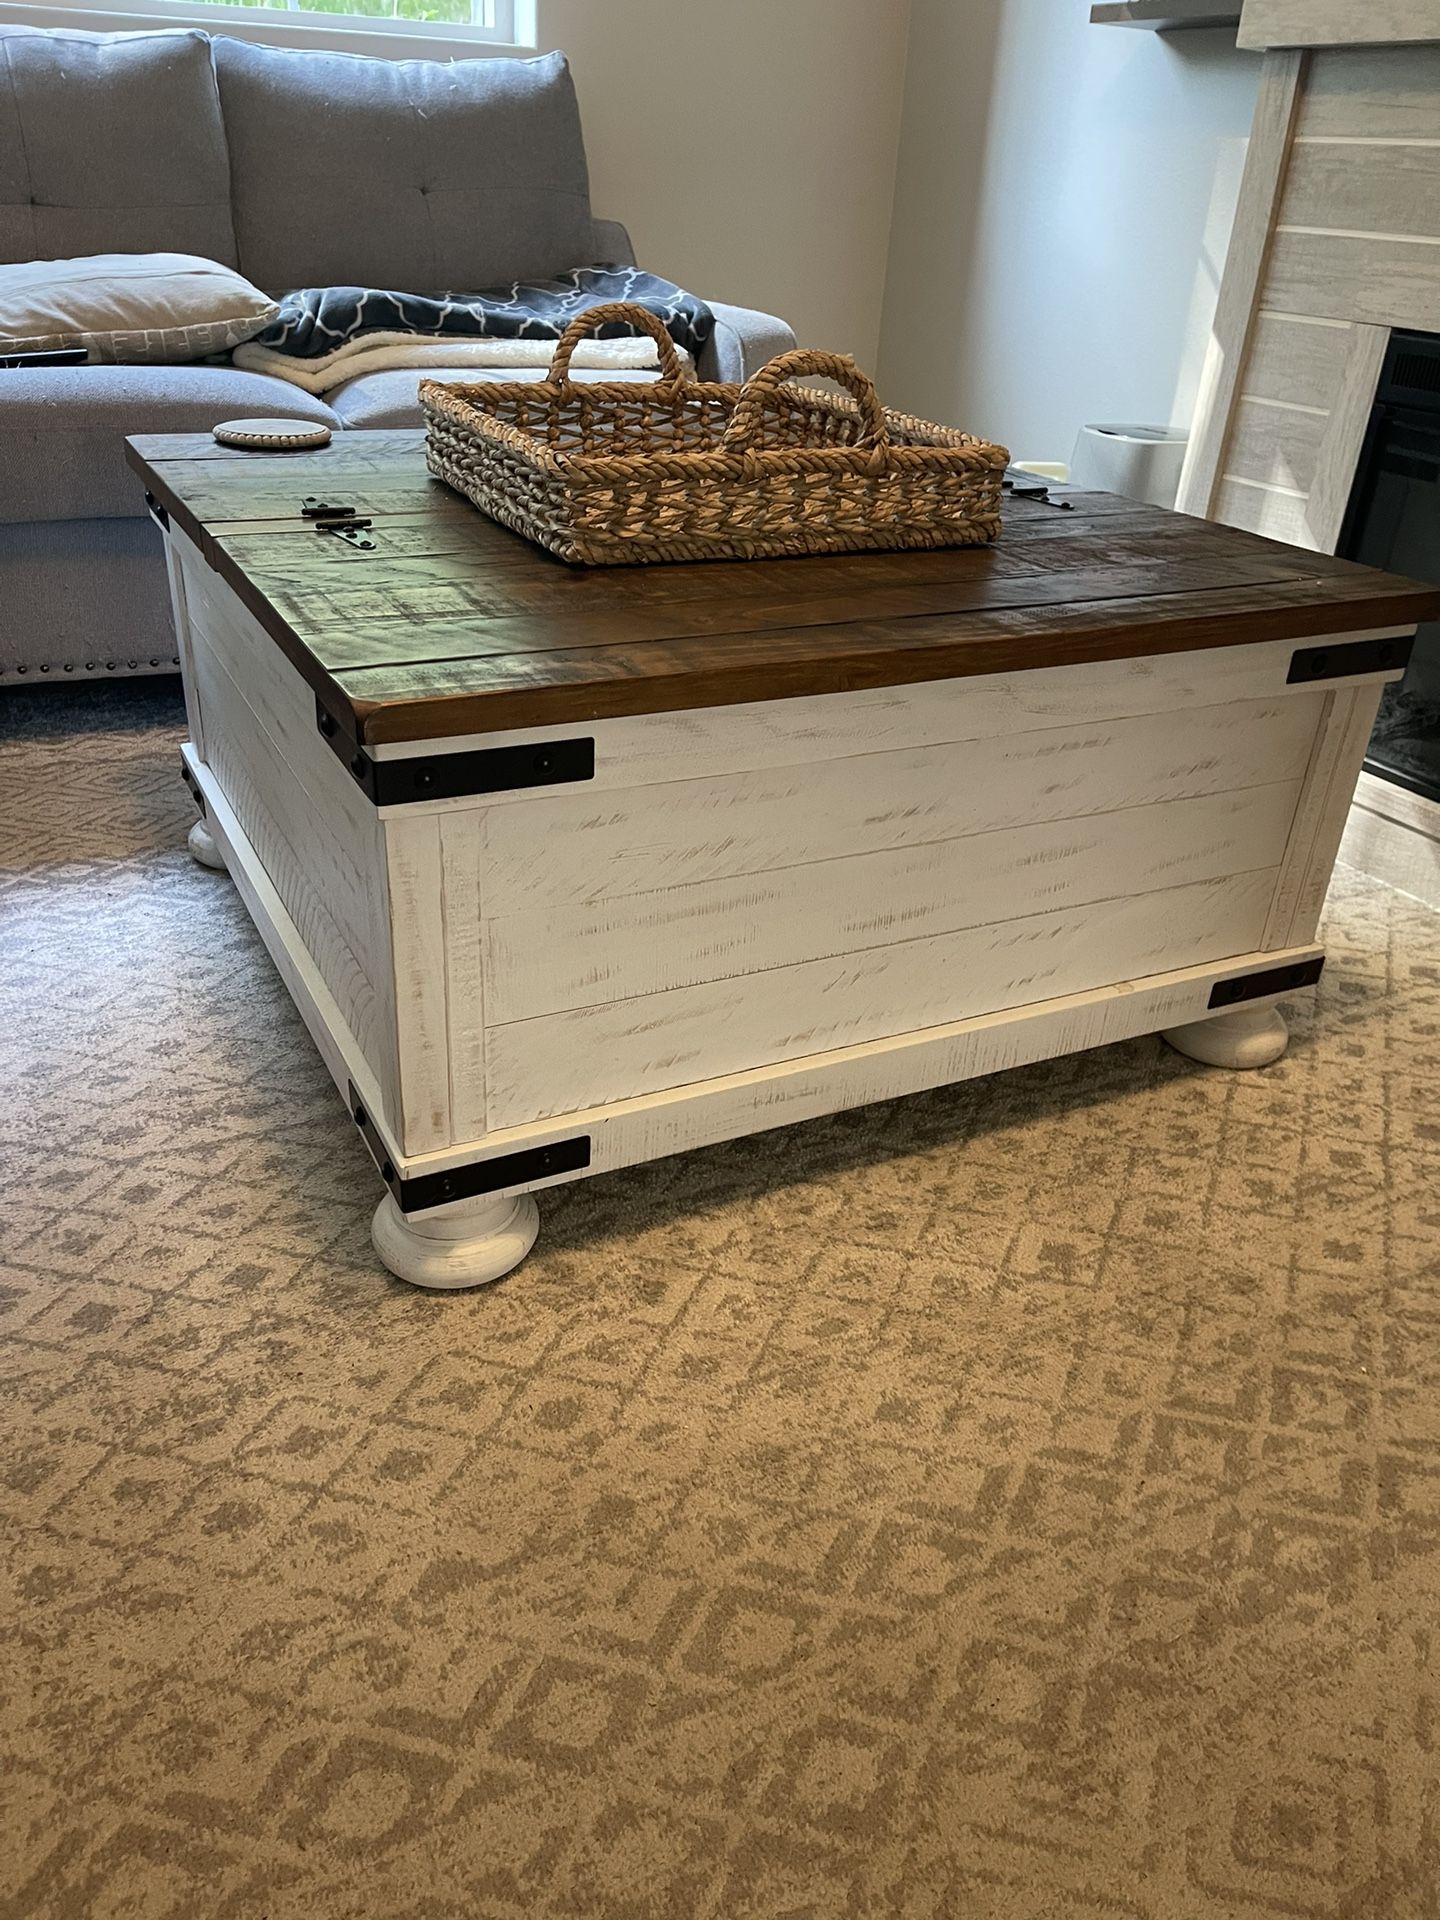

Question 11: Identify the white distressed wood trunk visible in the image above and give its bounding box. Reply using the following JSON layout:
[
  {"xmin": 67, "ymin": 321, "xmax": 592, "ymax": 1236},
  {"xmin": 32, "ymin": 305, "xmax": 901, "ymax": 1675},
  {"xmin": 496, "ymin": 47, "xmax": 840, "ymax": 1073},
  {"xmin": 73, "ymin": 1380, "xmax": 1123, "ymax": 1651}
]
[{"xmin": 162, "ymin": 523, "xmax": 1405, "ymax": 1215}]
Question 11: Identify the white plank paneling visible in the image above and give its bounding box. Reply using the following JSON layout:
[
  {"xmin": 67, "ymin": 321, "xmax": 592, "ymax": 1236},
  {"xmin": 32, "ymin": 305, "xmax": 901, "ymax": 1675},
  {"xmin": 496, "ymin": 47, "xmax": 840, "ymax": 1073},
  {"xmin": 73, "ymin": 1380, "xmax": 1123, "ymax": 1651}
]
[
  {"xmin": 482, "ymin": 781, "xmax": 1306, "ymax": 1024},
  {"xmin": 381, "ymin": 815, "xmax": 453, "ymax": 1152},
  {"xmin": 439, "ymin": 813, "xmax": 489, "ymax": 1142},
  {"xmin": 1241, "ymin": 310, "xmax": 1354, "ymax": 411},
  {"xmin": 1212, "ymin": 477, "xmax": 1317, "ymax": 545},
  {"xmin": 1297, "ymin": 45, "xmax": 1440, "ymax": 138},
  {"xmin": 484, "ymin": 868, "xmax": 1282, "ymax": 1129},
  {"xmin": 188, "ymin": 625, "xmax": 401, "ymax": 1121},
  {"xmin": 1263, "ymin": 228, "xmax": 1440, "ymax": 331},
  {"xmin": 1223, "ymin": 397, "xmax": 1327, "ymax": 494},
  {"xmin": 1177, "ymin": 48, "xmax": 1307, "ymax": 518},
  {"xmin": 1306, "ymin": 323, "xmax": 1392, "ymax": 550},
  {"xmin": 480, "ymin": 693, "xmax": 1325, "ymax": 916},
  {"xmin": 1241, "ymin": 1, "xmax": 1440, "ymax": 53},
  {"xmin": 1283, "ymin": 140, "xmax": 1440, "ymax": 242}
]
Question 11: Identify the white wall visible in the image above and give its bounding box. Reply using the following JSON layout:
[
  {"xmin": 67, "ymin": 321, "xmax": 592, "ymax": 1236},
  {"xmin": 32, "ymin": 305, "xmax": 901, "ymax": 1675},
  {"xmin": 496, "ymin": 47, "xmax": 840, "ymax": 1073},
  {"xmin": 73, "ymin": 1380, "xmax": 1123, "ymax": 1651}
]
[
  {"xmin": 537, "ymin": 0, "xmax": 913, "ymax": 366},
  {"xmin": 877, "ymin": 0, "xmax": 1261, "ymax": 465}
]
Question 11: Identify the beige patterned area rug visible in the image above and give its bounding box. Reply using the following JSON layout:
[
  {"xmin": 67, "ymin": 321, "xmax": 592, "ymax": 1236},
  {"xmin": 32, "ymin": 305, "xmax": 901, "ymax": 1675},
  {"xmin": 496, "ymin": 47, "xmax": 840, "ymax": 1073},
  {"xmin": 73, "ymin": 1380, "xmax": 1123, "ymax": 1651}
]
[{"xmin": 2, "ymin": 683, "xmax": 1439, "ymax": 1920}]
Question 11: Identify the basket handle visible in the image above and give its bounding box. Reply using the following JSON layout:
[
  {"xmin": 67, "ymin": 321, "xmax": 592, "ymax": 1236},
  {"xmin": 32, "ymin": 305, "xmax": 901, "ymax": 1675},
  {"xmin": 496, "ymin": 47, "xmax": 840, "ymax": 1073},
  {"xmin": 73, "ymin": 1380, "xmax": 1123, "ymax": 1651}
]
[
  {"xmin": 722, "ymin": 350, "xmax": 890, "ymax": 456},
  {"xmin": 545, "ymin": 302, "xmax": 689, "ymax": 389}
]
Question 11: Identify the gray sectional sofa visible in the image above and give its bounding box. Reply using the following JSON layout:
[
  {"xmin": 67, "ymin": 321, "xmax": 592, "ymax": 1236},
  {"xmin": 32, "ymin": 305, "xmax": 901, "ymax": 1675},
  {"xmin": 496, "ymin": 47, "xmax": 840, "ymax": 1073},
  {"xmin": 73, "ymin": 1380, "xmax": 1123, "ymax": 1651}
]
[{"xmin": 0, "ymin": 25, "xmax": 795, "ymax": 683}]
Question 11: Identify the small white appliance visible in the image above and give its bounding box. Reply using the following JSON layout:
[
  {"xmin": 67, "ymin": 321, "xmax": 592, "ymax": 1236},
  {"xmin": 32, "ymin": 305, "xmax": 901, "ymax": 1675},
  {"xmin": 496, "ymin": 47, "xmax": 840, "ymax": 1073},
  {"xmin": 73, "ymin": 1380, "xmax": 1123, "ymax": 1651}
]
[{"xmin": 1069, "ymin": 423, "xmax": 1189, "ymax": 511}]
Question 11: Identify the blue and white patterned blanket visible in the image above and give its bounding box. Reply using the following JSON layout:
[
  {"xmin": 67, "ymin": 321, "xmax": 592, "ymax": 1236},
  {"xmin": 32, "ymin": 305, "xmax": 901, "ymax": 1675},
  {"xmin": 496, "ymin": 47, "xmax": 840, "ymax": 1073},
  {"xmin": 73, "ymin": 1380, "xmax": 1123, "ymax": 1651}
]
[{"xmin": 232, "ymin": 267, "xmax": 715, "ymax": 394}]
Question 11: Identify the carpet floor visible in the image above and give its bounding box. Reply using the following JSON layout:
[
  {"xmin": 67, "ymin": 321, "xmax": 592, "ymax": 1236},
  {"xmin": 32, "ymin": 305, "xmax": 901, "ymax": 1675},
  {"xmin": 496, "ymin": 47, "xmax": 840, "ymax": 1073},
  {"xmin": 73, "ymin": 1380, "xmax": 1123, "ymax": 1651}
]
[{"xmin": 2, "ymin": 681, "xmax": 1439, "ymax": 1920}]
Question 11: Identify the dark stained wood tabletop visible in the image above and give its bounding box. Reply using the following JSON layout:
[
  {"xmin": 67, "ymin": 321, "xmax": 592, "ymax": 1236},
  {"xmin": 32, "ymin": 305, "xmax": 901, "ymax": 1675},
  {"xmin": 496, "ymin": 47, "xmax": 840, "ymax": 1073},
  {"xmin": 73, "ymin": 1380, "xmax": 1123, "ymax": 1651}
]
[{"xmin": 127, "ymin": 429, "xmax": 1440, "ymax": 746}]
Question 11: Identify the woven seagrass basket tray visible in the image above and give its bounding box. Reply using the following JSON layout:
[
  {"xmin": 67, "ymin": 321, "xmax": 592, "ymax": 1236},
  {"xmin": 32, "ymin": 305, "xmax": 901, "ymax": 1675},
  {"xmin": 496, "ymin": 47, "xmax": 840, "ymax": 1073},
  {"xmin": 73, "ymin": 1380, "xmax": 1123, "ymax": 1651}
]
[{"xmin": 420, "ymin": 302, "xmax": 1009, "ymax": 567}]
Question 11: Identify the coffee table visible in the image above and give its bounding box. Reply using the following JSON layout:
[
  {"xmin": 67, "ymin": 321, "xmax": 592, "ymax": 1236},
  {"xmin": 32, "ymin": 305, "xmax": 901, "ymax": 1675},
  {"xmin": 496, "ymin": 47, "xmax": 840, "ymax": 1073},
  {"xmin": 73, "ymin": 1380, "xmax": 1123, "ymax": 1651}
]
[{"xmin": 127, "ymin": 430, "xmax": 1440, "ymax": 1289}]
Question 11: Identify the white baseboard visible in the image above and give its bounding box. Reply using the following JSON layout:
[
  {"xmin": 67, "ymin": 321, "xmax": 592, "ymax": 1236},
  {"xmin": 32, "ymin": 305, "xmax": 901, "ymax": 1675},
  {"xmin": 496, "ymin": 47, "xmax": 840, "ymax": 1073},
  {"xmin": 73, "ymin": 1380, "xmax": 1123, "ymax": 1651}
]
[{"xmin": 1340, "ymin": 771, "xmax": 1440, "ymax": 912}]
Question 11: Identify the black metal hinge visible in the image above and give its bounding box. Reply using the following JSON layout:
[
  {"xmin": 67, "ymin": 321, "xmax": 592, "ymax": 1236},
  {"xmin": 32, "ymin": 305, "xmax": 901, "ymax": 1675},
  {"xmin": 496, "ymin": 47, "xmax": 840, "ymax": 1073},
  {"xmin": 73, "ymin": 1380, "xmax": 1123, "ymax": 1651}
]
[
  {"xmin": 348, "ymin": 1085, "xmax": 591, "ymax": 1213},
  {"xmin": 1208, "ymin": 956, "xmax": 1324, "ymax": 1010},
  {"xmin": 1287, "ymin": 635, "xmax": 1412, "ymax": 683},
  {"xmin": 316, "ymin": 696, "xmax": 595, "ymax": 805},
  {"xmin": 145, "ymin": 491, "xmax": 169, "ymax": 529},
  {"xmin": 301, "ymin": 497, "xmax": 376, "ymax": 551}
]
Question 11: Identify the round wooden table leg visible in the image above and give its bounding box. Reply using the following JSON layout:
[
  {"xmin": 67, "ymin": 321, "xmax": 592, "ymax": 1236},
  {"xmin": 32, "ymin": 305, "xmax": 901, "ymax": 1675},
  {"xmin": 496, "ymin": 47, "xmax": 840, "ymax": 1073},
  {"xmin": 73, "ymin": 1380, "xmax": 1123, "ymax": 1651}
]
[
  {"xmin": 188, "ymin": 819, "xmax": 227, "ymax": 871},
  {"xmin": 371, "ymin": 1190, "xmax": 540, "ymax": 1290},
  {"xmin": 1161, "ymin": 1002, "xmax": 1289, "ymax": 1071}
]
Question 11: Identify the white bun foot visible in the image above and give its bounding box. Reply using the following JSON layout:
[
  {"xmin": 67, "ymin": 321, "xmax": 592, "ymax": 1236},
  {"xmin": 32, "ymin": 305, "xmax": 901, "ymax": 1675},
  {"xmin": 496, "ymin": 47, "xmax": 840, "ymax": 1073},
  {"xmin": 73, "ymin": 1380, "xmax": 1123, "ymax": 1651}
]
[
  {"xmin": 1162, "ymin": 1003, "xmax": 1289, "ymax": 1071},
  {"xmin": 188, "ymin": 819, "xmax": 227, "ymax": 871},
  {"xmin": 372, "ymin": 1191, "xmax": 540, "ymax": 1291}
]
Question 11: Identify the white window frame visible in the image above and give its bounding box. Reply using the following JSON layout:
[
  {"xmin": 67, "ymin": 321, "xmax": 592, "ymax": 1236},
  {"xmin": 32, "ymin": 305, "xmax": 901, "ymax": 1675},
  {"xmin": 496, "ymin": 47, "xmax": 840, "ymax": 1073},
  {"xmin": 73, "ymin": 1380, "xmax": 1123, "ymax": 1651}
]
[{"xmin": 0, "ymin": 0, "xmax": 536, "ymax": 58}]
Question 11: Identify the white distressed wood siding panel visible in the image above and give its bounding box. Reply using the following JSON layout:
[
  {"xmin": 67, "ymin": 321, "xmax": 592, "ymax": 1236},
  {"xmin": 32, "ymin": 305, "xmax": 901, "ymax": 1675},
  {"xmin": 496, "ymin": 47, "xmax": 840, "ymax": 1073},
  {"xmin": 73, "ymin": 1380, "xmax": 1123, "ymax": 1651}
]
[
  {"xmin": 1241, "ymin": 311, "xmax": 1354, "ymax": 410},
  {"xmin": 1241, "ymin": 1, "xmax": 1440, "ymax": 53},
  {"xmin": 380, "ymin": 816, "xmax": 453, "ymax": 1154},
  {"xmin": 1263, "ymin": 230, "xmax": 1440, "ymax": 331},
  {"xmin": 1212, "ymin": 479, "xmax": 1316, "ymax": 545},
  {"xmin": 1296, "ymin": 45, "xmax": 1440, "ymax": 137},
  {"xmin": 368, "ymin": 637, "xmax": 1331, "ymax": 792},
  {"xmin": 483, "ymin": 781, "xmax": 1305, "ymax": 1024},
  {"xmin": 439, "ymin": 813, "xmax": 489, "ymax": 1142},
  {"xmin": 1306, "ymin": 324, "xmax": 1392, "ymax": 550},
  {"xmin": 179, "ymin": 546, "xmax": 393, "ymax": 994},
  {"xmin": 1176, "ymin": 49, "xmax": 1306, "ymax": 518},
  {"xmin": 1288, "ymin": 682, "xmax": 1386, "ymax": 941},
  {"xmin": 481, "ymin": 694, "xmax": 1325, "ymax": 915},
  {"xmin": 187, "ymin": 628, "xmax": 402, "ymax": 1121},
  {"xmin": 405, "ymin": 942, "xmax": 1322, "ymax": 1188},
  {"xmin": 1283, "ymin": 140, "xmax": 1440, "ymax": 241},
  {"xmin": 1222, "ymin": 398, "xmax": 1327, "ymax": 494},
  {"xmin": 161, "ymin": 533, "xmax": 205, "ymax": 758},
  {"xmin": 484, "ymin": 869, "xmax": 1280, "ymax": 1129}
]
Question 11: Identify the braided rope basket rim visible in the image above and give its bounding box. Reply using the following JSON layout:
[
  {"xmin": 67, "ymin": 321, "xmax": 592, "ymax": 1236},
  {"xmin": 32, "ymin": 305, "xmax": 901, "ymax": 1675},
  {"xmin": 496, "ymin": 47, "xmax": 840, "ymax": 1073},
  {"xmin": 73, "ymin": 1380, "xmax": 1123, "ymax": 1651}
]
[{"xmin": 420, "ymin": 302, "xmax": 1009, "ymax": 566}]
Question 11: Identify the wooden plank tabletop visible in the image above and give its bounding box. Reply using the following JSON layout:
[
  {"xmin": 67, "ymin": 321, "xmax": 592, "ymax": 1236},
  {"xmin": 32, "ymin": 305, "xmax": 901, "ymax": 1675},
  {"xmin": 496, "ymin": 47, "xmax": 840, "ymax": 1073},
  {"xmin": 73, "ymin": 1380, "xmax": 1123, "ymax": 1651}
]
[{"xmin": 127, "ymin": 430, "xmax": 1440, "ymax": 745}]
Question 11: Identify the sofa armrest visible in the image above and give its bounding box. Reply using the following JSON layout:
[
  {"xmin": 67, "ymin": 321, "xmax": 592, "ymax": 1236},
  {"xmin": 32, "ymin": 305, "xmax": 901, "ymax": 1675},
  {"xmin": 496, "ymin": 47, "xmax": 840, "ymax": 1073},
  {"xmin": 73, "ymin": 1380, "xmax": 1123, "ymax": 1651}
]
[
  {"xmin": 698, "ymin": 301, "xmax": 798, "ymax": 384},
  {"xmin": 590, "ymin": 218, "xmax": 637, "ymax": 267}
]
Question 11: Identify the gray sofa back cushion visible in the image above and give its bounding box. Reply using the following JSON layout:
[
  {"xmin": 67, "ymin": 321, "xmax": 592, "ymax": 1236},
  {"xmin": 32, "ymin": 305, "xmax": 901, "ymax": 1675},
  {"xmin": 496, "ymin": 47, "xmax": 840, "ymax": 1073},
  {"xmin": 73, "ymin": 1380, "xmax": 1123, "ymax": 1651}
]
[
  {"xmin": 0, "ymin": 27, "xmax": 237, "ymax": 267},
  {"xmin": 213, "ymin": 40, "xmax": 594, "ymax": 295}
]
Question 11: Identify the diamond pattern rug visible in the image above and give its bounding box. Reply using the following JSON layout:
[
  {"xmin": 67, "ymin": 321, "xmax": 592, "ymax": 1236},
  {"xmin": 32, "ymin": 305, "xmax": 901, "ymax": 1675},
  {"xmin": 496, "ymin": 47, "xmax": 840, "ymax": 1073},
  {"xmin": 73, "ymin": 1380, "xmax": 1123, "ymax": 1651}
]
[{"xmin": 2, "ymin": 682, "xmax": 1439, "ymax": 1919}]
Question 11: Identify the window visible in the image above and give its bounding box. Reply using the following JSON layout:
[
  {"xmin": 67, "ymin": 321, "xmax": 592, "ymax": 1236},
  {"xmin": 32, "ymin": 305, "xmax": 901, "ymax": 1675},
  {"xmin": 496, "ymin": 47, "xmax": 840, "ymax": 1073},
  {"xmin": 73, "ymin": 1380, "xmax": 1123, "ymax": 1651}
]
[{"xmin": 9, "ymin": 0, "xmax": 528, "ymax": 51}]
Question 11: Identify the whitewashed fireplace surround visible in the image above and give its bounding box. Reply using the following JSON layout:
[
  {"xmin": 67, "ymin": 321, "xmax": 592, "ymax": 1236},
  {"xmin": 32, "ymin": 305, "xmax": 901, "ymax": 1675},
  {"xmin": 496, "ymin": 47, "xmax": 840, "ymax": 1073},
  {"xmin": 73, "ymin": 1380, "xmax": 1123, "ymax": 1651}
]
[{"xmin": 1176, "ymin": 1, "xmax": 1440, "ymax": 906}]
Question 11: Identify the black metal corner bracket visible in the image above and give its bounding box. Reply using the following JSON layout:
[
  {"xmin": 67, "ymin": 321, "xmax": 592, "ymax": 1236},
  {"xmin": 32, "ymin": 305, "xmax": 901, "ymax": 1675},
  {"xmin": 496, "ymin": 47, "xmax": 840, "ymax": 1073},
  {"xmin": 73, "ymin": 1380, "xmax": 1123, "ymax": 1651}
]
[
  {"xmin": 315, "ymin": 696, "xmax": 595, "ymax": 806},
  {"xmin": 179, "ymin": 758, "xmax": 206, "ymax": 818},
  {"xmin": 1287, "ymin": 635, "xmax": 1413, "ymax": 683},
  {"xmin": 348, "ymin": 1084, "xmax": 591, "ymax": 1213},
  {"xmin": 1208, "ymin": 956, "xmax": 1324, "ymax": 1010}
]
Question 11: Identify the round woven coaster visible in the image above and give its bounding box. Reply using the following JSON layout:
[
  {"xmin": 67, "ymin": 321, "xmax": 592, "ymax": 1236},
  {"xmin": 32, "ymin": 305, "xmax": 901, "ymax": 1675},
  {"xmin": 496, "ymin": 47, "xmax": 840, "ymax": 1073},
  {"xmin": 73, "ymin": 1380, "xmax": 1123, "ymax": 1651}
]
[{"xmin": 212, "ymin": 418, "xmax": 333, "ymax": 451}]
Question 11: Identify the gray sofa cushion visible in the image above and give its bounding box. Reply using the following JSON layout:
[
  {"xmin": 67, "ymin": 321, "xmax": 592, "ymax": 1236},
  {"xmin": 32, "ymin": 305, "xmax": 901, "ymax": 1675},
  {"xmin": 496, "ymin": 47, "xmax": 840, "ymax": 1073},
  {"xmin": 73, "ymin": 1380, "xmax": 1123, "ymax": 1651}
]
[
  {"xmin": 214, "ymin": 40, "xmax": 594, "ymax": 296},
  {"xmin": 0, "ymin": 27, "xmax": 237, "ymax": 267},
  {"xmin": 0, "ymin": 364, "xmax": 338, "ymax": 523}
]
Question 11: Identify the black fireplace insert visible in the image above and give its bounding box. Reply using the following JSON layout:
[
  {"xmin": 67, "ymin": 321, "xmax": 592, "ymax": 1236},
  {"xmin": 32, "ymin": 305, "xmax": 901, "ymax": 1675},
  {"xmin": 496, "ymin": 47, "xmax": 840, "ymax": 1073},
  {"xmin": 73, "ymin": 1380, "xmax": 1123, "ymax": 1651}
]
[{"xmin": 1339, "ymin": 330, "xmax": 1440, "ymax": 806}]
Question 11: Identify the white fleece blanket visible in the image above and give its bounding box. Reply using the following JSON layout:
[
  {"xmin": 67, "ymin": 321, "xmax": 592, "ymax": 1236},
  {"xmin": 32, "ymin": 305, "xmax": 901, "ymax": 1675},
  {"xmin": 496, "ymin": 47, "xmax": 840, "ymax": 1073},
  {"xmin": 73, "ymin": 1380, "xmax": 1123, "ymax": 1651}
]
[{"xmin": 232, "ymin": 333, "xmax": 677, "ymax": 396}]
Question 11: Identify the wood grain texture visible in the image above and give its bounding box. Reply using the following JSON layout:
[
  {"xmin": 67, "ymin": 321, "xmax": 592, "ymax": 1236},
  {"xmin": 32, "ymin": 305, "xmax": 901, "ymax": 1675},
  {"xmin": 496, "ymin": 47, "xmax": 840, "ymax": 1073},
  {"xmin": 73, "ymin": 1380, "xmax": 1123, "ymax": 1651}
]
[
  {"xmin": 1241, "ymin": 311, "xmax": 1354, "ymax": 411},
  {"xmin": 1306, "ymin": 323, "xmax": 1391, "ymax": 551},
  {"xmin": 1263, "ymin": 228, "xmax": 1440, "ymax": 330},
  {"xmin": 1176, "ymin": 48, "xmax": 1306, "ymax": 518},
  {"xmin": 477, "ymin": 693, "xmax": 1325, "ymax": 916},
  {"xmin": 1212, "ymin": 479, "xmax": 1315, "ymax": 546},
  {"xmin": 368, "ymin": 633, "xmax": 1367, "ymax": 789},
  {"xmin": 1222, "ymin": 397, "xmax": 1327, "ymax": 494},
  {"xmin": 1283, "ymin": 139, "xmax": 1440, "ymax": 242},
  {"xmin": 1240, "ymin": 0, "xmax": 1440, "ymax": 51},
  {"xmin": 1287, "ymin": 681, "xmax": 1386, "ymax": 940},
  {"xmin": 483, "ymin": 869, "xmax": 1281, "ymax": 1129},
  {"xmin": 380, "ymin": 815, "xmax": 453, "ymax": 1154},
  {"xmin": 127, "ymin": 432, "xmax": 1440, "ymax": 742},
  {"xmin": 1296, "ymin": 44, "xmax": 1440, "ymax": 137},
  {"xmin": 482, "ymin": 782, "xmax": 1305, "ymax": 1023}
]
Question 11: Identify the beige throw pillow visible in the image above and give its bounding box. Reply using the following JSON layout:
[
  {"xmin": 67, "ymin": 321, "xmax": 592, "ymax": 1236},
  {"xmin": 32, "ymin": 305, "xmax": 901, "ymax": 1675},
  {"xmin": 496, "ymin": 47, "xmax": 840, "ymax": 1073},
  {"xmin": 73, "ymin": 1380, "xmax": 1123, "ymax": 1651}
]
[{"xmin": 0, "ymin": 253, "xmax": 279, "ymax": 363}]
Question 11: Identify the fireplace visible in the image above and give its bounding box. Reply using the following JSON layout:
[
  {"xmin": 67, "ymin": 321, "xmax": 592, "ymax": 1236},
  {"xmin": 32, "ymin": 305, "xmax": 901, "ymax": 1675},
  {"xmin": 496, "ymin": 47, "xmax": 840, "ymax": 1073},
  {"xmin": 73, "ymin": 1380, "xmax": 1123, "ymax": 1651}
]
[{"xmin": 1339, "ymin": 333, "xmax": 1440, "ymax": 807}]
